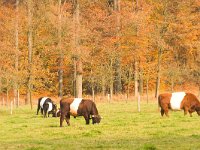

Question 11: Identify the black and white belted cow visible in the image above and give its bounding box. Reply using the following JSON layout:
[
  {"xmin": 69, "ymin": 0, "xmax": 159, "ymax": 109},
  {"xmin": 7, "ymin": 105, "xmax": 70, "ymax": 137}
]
[
  {"xmin": 60, "ymin": 98, "xmax": 102, "ymax": 127},
  {"xmin": 36, "ymin": 97, "xmax": 57, "ymax": 118}
]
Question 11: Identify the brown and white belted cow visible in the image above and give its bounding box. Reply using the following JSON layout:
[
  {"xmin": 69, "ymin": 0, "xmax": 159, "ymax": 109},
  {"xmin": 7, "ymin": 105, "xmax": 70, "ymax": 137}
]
[
  {"xmin": 158, "ymin": 92, "xmax": 200, "ymax": 117},
  {"xmin": 60, "ymin": 98, "xmax": 101, "ymax": 127}
]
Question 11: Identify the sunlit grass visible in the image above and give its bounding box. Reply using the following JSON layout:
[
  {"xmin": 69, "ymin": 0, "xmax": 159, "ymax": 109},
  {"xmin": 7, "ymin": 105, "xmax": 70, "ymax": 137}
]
[{"xmin": 0, "ymin": 100, "xmax": 200, "ymax": 150}]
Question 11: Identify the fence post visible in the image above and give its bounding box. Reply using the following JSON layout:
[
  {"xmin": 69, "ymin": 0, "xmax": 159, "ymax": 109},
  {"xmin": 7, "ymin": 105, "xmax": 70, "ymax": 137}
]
[
  {"xmin": 14, "ymin": 98, "xmax": 16, "ymax": 108},
  {"xmin": 10, "ymin": 101, "xmax": 13, "ymax": 115},
  {"xmin": 17, "ymin": 90, "xmax": 20, "ymax": 107},
  {"xmin": 2, "ymin": 97, "xmax": 4, "ymax": 106},
  {"xmin": 137, "ymin": 94, "xmax": 141, "ymax": 112}
]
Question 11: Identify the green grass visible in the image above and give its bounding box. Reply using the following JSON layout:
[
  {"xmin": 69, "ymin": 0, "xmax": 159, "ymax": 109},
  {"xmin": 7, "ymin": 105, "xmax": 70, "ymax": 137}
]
[{"xmin": 0, "ymin": 101, "xmax": 200, "ymax": 150}]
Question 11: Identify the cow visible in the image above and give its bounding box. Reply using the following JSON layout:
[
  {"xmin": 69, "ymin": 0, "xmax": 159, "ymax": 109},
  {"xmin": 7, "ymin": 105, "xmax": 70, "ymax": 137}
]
[
  {"xmin": 60, "ymin": 98, "xmax": 101, "ymax": 127},
  {"xmin": 158, "ymin": 92, "xmax": 200, "ymax": 117},
  {"xmin": 36, "ymin": 97, "xmax": 57, "ymax": 118}
]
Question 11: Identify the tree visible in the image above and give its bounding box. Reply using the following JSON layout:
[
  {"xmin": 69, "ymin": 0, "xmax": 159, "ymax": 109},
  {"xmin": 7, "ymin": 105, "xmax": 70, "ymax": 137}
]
[{"xmin": 27, "ymin": 0, "xmax": 33, "ymax": 109}]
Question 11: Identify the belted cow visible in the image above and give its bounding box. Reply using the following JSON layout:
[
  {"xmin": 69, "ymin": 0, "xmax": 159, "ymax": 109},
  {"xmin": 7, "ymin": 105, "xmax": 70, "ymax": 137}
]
[
  {"xmin": 158, "ymin": 92, "xmax": 200, "ymax": 117},
  {"xmin": 60, "ymin": 98, "xmax": 101, "ymax": 127},
  {"xmin": 36, "ymin": 97, "xmax": 57, "ymax": 118}
]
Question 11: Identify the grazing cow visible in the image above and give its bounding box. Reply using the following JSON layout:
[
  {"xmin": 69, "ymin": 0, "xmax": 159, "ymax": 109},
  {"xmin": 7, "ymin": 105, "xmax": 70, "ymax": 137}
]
[
  {"xmin": 158, "ymin": 92, "xmax": 200, "ymax": 117},
  {"xmin": 37, "ymin": 97, "xmax": 57, "ymax": 118},
  {"xmin": 60, "ymin": 98, "xmax": 101, "ymax": 127}
]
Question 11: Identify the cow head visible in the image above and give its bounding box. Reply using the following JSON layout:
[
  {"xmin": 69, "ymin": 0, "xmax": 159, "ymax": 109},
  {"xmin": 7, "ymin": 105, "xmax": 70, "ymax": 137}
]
[
  {"xmin": 196, "ymin": 106, "xmax": 200, "ymax": 116},
  {"xmin": 56, "ymin": 108, "xmax": 61, "ymax": 117},
  {"xmin": 91, "ymin": 115, "xmax": 101, "ymax": 124},
  {"xmin": 52, "ymin": 104, "xmax": 58, "ymax": 117}
]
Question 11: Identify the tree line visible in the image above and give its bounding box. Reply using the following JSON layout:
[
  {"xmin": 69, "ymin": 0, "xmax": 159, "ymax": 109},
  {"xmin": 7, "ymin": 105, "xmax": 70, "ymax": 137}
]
[{"xmin": 0, "ymin": 0, "xmax": 199, "ymax": 106}]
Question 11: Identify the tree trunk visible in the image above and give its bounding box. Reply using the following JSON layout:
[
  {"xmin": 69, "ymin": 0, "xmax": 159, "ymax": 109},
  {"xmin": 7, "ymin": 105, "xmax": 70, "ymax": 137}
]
[
  {"xmin": 73, "ymin": 57, "xmax": 77, "ymax": 97},
  {"xmin": 198, "ymin": 86, "xmax": 200, "ymax": 98},
  {"xmin": 171, "ymin": 76, "xmax": 174, "ymax": 92},
  {"xmin": 114, "ymin": 0, "xmax": 122, "ymax": 94},
  {"xmin": 101, "ymin": 72, "xmax": 106, "ymax": 97},
  {"xmin": 134, "ymin": 61, "xmax": 139, "ymax": 100},
  {"xmin": 127, "ymin": 65, "xmax": 132, "ymax": 100},
  {"xmin": 146, "ymin": 76, "xmax": 149, "ymax": 104},
  {"xmin": 76, "ymin": 60, "xmax": 82, "ymax": 98},
  {"xmin": 139, "ymin": 69, "xmax": 143, "ymax": 95},
  {"xmin": 110, "ymin": 58, "xmax": 114, "ymax": 101},
  {"xmin": 6, "ymin": 88, "xmax": 9, "ymax": 107},
  {"xmin": 155, "ymin": 48, "xmax": 162, "ymax": 100},
  {"xmin": 92, "ymin": 86, "xmax": 95, "ymax": 102},
  {"xmin": 58, "ymin": 0, "xmax": 63, "ymax": 98},
  {"xmin": 14, "ymin": 0, "xmax": 19, "ymax": 107},
  {"xmin": 73, "ymin": 0, "xmax": 82, "ymax": 98},
  {"xmin": 27, "ymin": 0, "xmax": 33, "ymax": 109}
]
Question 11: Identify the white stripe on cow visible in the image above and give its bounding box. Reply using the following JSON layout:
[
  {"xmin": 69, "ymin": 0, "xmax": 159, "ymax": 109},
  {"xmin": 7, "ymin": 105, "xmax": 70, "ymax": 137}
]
[
  {"xmin": 170, "ymin": 92, "xmax": 186, "ymax": 110},
  {"xmin": 47, "ymin": 102, "xmax": 53, "ymax": 112},
  {"xmin": 70, "ymin": 98, "xmax": 82, "ymax": 116},
  {"xmin": 40, "ymin": 97, "xmax": 49, "ymax": 108}
]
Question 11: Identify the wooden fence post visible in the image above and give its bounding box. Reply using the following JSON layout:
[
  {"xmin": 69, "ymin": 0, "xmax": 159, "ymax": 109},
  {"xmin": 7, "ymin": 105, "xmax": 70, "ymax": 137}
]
[
  {"xmin": 10, "ymin": 101, "xmax": 13, "ymax": 115},
  {"xmin": 2, "ymin": 97, "xmax": 4, "ymax": 106},
  {"xmin": 137, "ymin": 93, "xmax": 141, "ymax": 112},
  {"xmin": 107, "ymin": 94, "xmax": 110, "ymax": 103}
]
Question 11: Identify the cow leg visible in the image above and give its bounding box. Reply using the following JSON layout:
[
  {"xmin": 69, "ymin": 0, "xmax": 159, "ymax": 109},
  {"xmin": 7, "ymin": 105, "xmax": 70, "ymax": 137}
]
[
  {"xmin": 41, "ymin": 108, "xmax": 44, "ymax": 115},
  {"xmin": 44, "ymin": 110, "xmax": 47, "ymax": 118},
  {"xmin": 161, "ymin": 108, "xmax": 165, "ymax": 116},
  {"xmin": 60, "ymin": 105, "xmax": 70, "ymax": 127},
  {"xmin": 189, "ymin": 112, "xmax": 192, "ymax": 117},
  {"xmin": 183, "ymin": 107, "xmax": 188, "ymax": 116},
  {"xmin": 164, "ymin": 107, "xmax": 169, "ymax": 117},
  {"xmin": 60, "ymin": 113, "xmax": 65, "ymax": 127},
  {"xmin": 161, "ymin": 104, "xmax": 169, "ymax": 117},
  {"xmin": 84, "ymin": 114, "xmax": 90, "ymax": 125},
  {"xmin": 37, "ymin": 104, "xmax": 40, "ymax": 115},
  {"xmin": 65, "ymin": 113, "xmax": 70, "ymax": 126},
  {"xmin": 188, "ymin": 109, "xmax": 194, "ymax": 117}
]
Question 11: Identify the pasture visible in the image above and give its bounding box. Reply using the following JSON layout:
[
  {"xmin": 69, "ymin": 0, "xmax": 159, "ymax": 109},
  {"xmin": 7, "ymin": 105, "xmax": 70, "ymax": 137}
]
[{"xmin": 0, "ymin": 100, "xmax": 200, "ymax": 150}]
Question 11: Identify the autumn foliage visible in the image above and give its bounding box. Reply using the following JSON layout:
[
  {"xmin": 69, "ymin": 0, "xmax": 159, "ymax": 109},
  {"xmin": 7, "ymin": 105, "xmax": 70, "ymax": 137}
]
[{"xmin": 0, "ymin": 0, "xmax": 200, "ymax": 103}]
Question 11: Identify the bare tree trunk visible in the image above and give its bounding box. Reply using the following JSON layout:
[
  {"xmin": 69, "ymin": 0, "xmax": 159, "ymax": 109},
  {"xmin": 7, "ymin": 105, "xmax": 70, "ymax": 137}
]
[
  {"xmin": 110, "ymin": 58, "xmax": 113, "ymax": 101},
  {"xmin": 73, "ymin": 57, "xmax": 77, "ymax": 97},
  {"xmin": 171, "ymin": 76, "xmax": 174, "ymax": 92},
  {"xmin": 92, "ymin": 86, "xmax": 95, "ymax": 102},
  {"xmin": 110, "ymin": 82, "xmax": 113, "ymax": 102},
  {"xmin": 127, "ymin": 65, "xmax": 132, "ymax": 100},
  {"xmin": 27, "ymin": 0, "xmax": 33, "ymax": 109},
  {"xmin": 101, "ymin": 71, "xmax": 106, "ymax": 97},
  {"xmin": 134, "ymin": 60, "xmax": 139, "ymax": 100},
  {"xmin": 114, "ymin": 0, "xmax": 122, "ymax": 93},
  {"xmin": 198, "ymin": 86, "xmax": 200, "ymax": 98},
  {"xmin": 139, "ymin": 69, "xmax": 143, "ymax": 95},
  {"xmin": 6, "ymin": 88, "xmax": 9, "ymax": 107},
  {"xmin": 146, "ymin": 75, "xmax": 149, "ymax": 104},
  {"xmin": 76, "ymin": 60, "xmax": 82, "ymax": 98},
  {"xmin": 14, "ymin": 0, "xmax": 19, "ymax": 107},
  {"xmin": 73, "ymin": 0, "xmax": 82, "ymax": 98},
  {"xmin": 58, "ymin": 0, "xmax": 63, "ymax": 98},
  {"xmin": 155, "ymin": 48, "xmax": 162, "ymax": 100}
]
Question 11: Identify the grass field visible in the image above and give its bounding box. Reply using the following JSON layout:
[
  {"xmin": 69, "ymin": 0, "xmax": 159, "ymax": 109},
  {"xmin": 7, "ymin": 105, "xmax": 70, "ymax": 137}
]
[{"xmin": 0, "ymin": 100, "xmax": 200, "ymax": 150}]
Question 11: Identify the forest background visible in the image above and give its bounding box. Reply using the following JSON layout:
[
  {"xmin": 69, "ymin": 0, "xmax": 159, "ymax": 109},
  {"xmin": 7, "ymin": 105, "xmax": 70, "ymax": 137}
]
[{"xmin": 0, "ymin": 0, "xmax": 199, "ymax": 107}]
